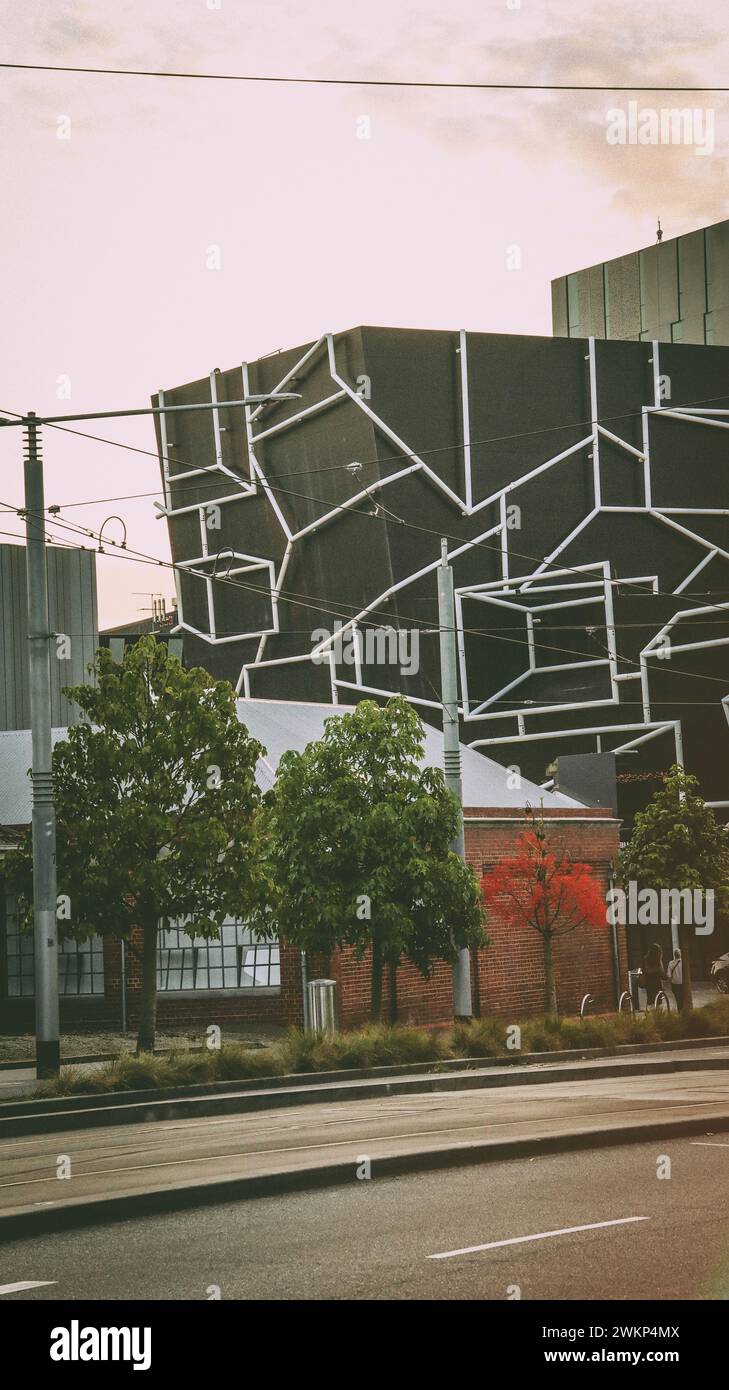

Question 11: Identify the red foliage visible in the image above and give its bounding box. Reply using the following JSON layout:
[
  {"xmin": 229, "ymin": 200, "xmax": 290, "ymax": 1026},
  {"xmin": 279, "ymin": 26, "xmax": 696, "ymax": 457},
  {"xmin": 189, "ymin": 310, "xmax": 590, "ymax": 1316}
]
[{"xmin": 481, "ymin": 826, "xmax": 607, "ymax": 938}]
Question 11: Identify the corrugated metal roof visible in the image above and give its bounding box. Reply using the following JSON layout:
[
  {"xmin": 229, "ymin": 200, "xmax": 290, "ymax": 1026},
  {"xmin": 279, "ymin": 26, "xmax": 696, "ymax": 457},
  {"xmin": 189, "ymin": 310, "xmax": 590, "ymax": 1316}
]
[{"xmin": 0, "ymin": 700, "xmax": 580, "ymax": 827}]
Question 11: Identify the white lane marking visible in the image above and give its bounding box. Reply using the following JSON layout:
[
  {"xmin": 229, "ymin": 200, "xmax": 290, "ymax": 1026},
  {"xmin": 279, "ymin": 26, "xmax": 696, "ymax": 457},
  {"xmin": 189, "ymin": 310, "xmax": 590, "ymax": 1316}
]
[
  {"xmin": 691, "ymin": 1141, "xmax": 729, "ymax": 1147},
  {"xmin": 429, "ymin": 1216, "xmax": 650, "ymax": 1260},
  {"xmin": 0, "ymin": 1280, "xmax": 56, "ymax": 1295}
]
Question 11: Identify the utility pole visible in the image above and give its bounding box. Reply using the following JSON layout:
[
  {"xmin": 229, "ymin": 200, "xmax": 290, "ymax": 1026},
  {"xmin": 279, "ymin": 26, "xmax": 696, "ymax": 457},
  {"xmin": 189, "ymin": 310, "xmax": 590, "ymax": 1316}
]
[
  {"xmin": 23, "ymin": 413, "xmax": 60, "ymax": 1078},
  {"xmin": 0, "ymin": 392, "xmax": 303, "ymax": 1077},
  {"xmin": 437, "ymin": 538, "xmax": 473, "ymax": 1019}
]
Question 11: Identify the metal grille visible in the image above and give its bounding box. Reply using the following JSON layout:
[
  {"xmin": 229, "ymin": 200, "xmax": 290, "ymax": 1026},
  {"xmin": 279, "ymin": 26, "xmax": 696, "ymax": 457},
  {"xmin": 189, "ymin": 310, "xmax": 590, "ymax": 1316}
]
[
  {"xmin": 3, "ymin": 897, "xmax": 104, "ymax": 997},
  {"xmin": 157, "ymin": 919, "xmax": 280, "ymax": 991}
]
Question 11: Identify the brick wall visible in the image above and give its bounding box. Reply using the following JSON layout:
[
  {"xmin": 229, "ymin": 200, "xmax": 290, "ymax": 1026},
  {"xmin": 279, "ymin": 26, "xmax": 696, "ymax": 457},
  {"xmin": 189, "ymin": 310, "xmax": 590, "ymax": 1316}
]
[
  {"xmin": 466, "ymin": 810, "xmax": 625, "ymax": 1019},
  {"xmin": 102, "ymin": 932, "xmax": 304, "ymax": 1030},
  {"xmin": 2, "ymin": 808, "xmax": 624, "ymax": 1036},
  {"xmin": 322, "ymin": 809, "xmax": 624, "ymax": 1026}
]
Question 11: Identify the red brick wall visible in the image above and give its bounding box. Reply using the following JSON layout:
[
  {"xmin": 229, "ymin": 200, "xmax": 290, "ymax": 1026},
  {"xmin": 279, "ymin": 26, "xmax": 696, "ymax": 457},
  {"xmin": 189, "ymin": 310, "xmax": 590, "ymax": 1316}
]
[
  {"xmin": 322, "ymin": 809, "xmax": 624, "ymax": 1026},
  {"xmin": 2, "ymin": 809, "xmax": 624, "ymax": 1036},
  {"xmin": 102, "ymin": 932, "xmax": 304, "ymax": 1030},
  {"xmin": 326, "ymin": 947, "xmax": 454, "ymax": 1030},
  {"xmin": 465, "ymin": 810, "xmax": 625, "ymax": 1019}
]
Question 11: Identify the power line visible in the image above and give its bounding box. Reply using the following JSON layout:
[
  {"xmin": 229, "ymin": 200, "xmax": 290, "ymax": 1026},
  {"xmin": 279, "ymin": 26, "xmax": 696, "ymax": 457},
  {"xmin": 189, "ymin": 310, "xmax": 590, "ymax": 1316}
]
[
  {"xmin": 17, "ymin": 501, "xmax": 729, "ymax": 694},
  {"xmin": 4, "ymin": 388, "xmax": 729, "ymax": 509},
  {"xmin": 2, "ymin": 61, "xmax": 729, "ymax": 92},
  {"xmin": 2, "ymin": 402, "xmax": 725, "ymax": 620},
  {"xmin": 3, "ymin": 403, "xmax": 727, "ymax": 633}
]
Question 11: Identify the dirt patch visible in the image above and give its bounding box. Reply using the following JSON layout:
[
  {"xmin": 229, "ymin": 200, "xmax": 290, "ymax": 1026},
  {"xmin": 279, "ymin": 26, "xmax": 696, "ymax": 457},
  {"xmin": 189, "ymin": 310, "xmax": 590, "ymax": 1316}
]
[{"xmin": 0, "ymin": 1024, "xmax": 285, "ymax": 1062}]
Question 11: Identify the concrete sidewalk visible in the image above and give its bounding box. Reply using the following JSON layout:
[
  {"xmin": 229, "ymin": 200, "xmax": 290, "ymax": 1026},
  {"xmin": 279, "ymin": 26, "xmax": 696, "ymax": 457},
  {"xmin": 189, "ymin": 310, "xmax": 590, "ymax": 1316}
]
[
  {"xmin": 3, "ymin": 1039, "xmax": 729, "ymax": 1137},
  {"xmin": 2, "ymin": 1062, "xmax": 729, "ymax": 1241}
]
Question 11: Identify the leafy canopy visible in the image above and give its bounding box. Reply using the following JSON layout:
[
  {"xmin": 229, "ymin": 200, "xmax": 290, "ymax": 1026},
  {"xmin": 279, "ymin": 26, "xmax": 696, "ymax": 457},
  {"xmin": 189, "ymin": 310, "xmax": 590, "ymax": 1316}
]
[
  {"xmin": 6, "ymin": 637, "xmax": 265, "ymax": 939},
  {"xmin": 619, "ymin": 765, "xmax": 729, "ymax": 914},
  {"xmin": 481, "ymin": 810, "xmax": 607, "ymax": 939},
  {"xmin": 251, "ymin": 696, "xmax": 486, "ymax": 973}
]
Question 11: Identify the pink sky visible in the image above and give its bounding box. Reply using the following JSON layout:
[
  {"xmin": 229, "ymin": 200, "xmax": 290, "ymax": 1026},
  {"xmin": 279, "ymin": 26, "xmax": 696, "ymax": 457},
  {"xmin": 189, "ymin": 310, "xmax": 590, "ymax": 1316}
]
[{"xmin": 1, "ymin": 0, "xmax": 728, "ymax": 626}]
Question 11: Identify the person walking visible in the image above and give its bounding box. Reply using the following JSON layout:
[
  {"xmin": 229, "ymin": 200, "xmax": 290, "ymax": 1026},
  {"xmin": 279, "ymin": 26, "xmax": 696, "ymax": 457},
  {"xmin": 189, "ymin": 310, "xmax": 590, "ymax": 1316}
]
[
  {"xmin": 640, "ymin": 942, "xmax": 664, "ymax": 1008},
  {"xmin": 667, "ymin": 948, "xmax": 684, "ymax": 1011}
]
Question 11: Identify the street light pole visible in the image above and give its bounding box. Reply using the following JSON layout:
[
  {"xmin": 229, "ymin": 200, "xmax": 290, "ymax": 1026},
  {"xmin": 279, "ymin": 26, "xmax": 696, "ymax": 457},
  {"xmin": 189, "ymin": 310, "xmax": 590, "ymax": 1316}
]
[
  {"xmin": 7, "ymin": 392, "xmax": 301, "ymax": 1078},
  {"xmin": 437, "ymin": 537, "xmax": 473, "ymax": 1019},
  {"xmin": 22, "ymin": 412, "xmax": 60, "ymax": 1079}
]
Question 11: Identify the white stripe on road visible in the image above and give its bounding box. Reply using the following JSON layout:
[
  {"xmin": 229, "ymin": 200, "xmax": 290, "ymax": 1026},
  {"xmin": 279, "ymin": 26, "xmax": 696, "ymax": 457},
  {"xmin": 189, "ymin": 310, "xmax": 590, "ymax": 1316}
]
[
  {"xmin": 429, "ymin": 1216, "xmax": 649, "ymax": 1260},
  {"xmin": 691, "ymin": 1141, "xmax": 729, "ymax": 1147},
  {"xmin": 0, "ymin": 1281, "xmax": 56, "ymax": 1295}
]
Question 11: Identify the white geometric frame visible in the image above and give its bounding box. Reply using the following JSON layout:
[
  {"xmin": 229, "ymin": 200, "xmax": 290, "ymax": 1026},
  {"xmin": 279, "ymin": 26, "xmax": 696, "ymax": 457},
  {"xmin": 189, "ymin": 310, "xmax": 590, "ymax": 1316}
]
[{"xmin": 157, "ymin": 336, "xmax": 729, "ymax": 792}]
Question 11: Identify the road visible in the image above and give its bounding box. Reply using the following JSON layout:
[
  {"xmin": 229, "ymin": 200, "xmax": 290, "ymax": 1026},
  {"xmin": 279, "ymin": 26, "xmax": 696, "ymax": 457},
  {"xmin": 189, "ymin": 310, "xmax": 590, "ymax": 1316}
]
[
  {"xmin": 2, "ymin": 1138, "xmax": 728, "ymax": 1299},
  {"xmin": 2, "ymin": 1061, "xmax": 729, "ymax": 1218}
]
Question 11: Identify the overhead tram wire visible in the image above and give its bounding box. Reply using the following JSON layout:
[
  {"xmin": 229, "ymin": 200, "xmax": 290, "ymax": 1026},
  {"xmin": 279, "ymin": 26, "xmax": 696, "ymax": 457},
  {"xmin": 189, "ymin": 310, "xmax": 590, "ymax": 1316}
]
[
  {"xmin": 5, "ymin": 389, "xmax": 729, "ymax": 505},
  {"xmin": 13, "ymin": 499, "xmax": 729, "ymax": 694},
  {"xmin": 2, "ymin": 62, "xmax": 729, "ymax": 92},
  {"xmin": 1, "ymin": 405, "xmax": 726, "ymax": 619}
]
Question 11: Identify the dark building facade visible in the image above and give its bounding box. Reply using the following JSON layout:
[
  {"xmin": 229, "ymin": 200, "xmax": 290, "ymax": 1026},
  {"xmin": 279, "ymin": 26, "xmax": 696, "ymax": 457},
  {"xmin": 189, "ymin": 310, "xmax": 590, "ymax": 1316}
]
[
  {"xmin": 153, "ymin": 327, "xmax": 729, "ymax": 820},
  {"xmin": 552, "ymin": 218, "xmax": 729, "ymax": 346}
]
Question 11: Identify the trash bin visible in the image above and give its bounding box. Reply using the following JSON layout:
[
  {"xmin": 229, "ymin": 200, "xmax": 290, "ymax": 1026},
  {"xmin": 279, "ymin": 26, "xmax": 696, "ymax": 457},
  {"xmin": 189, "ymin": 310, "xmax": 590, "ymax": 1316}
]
[
  {"xmin": 307, "ymin": 978, "xmax": 337, "ymax": 1034},
  {"xmin": 629, "ymin": 968, "xmax": 643, "ymax": 1011}
]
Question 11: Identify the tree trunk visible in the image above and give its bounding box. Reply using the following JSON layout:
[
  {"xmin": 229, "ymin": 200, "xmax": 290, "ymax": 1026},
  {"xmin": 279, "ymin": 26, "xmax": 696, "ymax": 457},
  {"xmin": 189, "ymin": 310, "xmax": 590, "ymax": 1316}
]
[
  {"xmin": 388, "ymin": 960, "xmax": 398, "ymax": 1025},
  {"xmin": 370, "ymin": 940, "xmax": 383, "ymax": 1022},
  {"xmin": 136, "ymin": 920, "xmax": 158, "ymax": 1054},
  {"xmin": 543, "ymin": 933, "xmax": 558, "ymax": 1016},
  {"xmin": 679, "ymin": 924, "xmax": 694, "ymax": 1012}
]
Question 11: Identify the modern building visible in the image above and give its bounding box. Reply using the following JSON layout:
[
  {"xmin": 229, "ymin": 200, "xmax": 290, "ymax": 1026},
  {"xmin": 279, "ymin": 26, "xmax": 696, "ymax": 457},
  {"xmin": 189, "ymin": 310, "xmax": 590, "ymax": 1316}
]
[
  {"xmin": 552, "ymin": 218, "xmax": 729, "ymax": 346},
  {"xmin": 0, "ymin": 543, "xmax": 98, "ymax": 732},
  {"xmin": 153, "ymin": 328, "xmax": 729, "ymax": 820},
  {"xmin": 0, "ymin": 699, "xmax": 622, "ymax": 1030}
]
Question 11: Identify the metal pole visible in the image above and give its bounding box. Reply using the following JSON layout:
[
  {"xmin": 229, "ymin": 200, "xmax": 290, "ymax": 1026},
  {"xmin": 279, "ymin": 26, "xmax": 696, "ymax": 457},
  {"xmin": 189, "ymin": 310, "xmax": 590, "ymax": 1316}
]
[
  {"xmin": 120, "ymin": 937, "xmax": 128, "ymax": 1034},
  {"xmin": 22, "ymin": 413, "xmax": 60, "ymax": 1078},
  {"xmin": 300, "ymin": 948, "xmax": 310, "ymax": 1030},
  {"xmin": 437, "ymin": 538, "xmax": 473, "ymax": 1018}
]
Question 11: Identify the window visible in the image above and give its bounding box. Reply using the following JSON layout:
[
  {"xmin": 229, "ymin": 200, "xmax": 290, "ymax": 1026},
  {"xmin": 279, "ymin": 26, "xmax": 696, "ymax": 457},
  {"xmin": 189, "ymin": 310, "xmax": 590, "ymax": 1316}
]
[
  {"xmin": 567, "ymin": 274, "xmax": 582, "ymax": 336},
  {"xmin": 157, "ymin": 919, "xmax": 280, "ymax": 991},
  {"xmin": 603, "ymin": 263, "xmax": 612, "ymax": 337},
  {"xmin": 637, "ymin": 246, "xmax": 648, "ymax": 329},
  {"xmin": 705, "ymin": 226, "xmax": 717, "ymax": 312},
  {"xmin": 3, "ymin": 896, "xmax": 104, "ymax": 997}
]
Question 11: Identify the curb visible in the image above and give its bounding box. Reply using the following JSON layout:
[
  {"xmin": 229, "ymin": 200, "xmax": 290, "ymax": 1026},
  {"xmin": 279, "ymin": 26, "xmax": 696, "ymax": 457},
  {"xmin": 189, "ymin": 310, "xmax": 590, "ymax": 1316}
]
[
  {"xmin": 2, "ymin": 1109, "xmax": 728, "ymax": 1244},
  {"xmin": 3, "ymin": 1048, "xmax": 729, "ymax": 1138},
  {"xmin": 4, "ymin": 1032, "xmax": 728, "ymax": 1113}
]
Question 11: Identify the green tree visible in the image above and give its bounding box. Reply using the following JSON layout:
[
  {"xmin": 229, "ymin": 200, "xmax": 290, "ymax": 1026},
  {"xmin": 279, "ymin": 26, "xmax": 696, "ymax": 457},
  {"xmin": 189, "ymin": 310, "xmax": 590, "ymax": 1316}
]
[
  {"xmin": 619, "ymin": 765, "xmax": 729, "ymax": 1011},
  {"xmin": 251, "ymin": 697, "xmax": 486, "ymax": 1021},
  {"xmin": 6, "ymin": 638, "xmax": 264, "ymax": 1052}
]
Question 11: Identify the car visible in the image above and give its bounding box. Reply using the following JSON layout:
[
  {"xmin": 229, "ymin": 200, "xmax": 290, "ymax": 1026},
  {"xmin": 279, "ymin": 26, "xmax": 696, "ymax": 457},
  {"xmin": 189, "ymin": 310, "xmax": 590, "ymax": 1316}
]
[{"xmin": 710, "ymin": 951, "xmax": 729, "ymax": 994}]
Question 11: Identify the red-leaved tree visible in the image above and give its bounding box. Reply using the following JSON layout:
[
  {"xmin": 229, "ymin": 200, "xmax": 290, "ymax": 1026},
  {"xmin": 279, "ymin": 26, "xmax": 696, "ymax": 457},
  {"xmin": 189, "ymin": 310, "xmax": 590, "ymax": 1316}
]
[{"xmin": 480, "ymin": 810, "xmax": 607, "ymax": 1015}]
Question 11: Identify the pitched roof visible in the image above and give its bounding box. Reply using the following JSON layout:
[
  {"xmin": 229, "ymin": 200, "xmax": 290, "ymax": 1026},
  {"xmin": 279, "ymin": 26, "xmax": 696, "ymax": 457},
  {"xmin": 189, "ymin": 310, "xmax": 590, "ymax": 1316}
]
[{"xmin": 0, "ymin": 699, "xmax": 580, "ymax": 828}]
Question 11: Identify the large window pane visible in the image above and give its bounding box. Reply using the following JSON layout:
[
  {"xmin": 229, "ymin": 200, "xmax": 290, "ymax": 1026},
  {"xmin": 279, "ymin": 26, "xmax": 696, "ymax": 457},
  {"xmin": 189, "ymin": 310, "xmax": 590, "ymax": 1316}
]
[{"xmin": 157, "ymin": 918, "xmax": 280, "ymax": 991}]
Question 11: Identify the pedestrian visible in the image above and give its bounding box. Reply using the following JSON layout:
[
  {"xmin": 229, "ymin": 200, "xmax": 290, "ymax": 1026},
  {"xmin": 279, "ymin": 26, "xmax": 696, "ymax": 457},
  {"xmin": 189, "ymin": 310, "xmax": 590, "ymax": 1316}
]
[
  {"xmin": 667, "ymin": 948, "xmax": 684, "ymax": 1011},
  {"xmin": 640, "ymin": 942, "xmax": 664, "ymax": 1008}
]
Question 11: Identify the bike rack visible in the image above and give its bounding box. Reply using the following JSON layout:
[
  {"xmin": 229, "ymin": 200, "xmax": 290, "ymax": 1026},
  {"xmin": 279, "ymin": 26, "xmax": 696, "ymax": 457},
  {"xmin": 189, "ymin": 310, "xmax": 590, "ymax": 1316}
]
[
  {"xmin": 654, "ymin": 990, "xmax": 671, "ymax": 1014},
  {"xmin": 618, "ymin": 990, "xmax": 633, "ymax": 1014},
  {"xmin": 580, "ymin": 993, "xmax": 595, "ymax": 1019}
]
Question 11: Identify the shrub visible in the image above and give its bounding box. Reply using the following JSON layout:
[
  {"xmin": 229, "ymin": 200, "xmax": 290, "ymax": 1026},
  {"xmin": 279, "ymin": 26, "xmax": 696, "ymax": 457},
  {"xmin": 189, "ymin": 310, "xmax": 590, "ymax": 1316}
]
[{"xmin": 27, "ymin": 998, "xmax": 729, "ymax": 1099}]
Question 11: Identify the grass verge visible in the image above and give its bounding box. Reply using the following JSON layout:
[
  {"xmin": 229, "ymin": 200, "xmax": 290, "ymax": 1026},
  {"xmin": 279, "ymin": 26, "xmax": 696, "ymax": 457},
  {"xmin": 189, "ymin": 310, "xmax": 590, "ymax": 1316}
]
[{"xmin": 27, "ymin": 998, "xmax": 729, "ymax": 1100}]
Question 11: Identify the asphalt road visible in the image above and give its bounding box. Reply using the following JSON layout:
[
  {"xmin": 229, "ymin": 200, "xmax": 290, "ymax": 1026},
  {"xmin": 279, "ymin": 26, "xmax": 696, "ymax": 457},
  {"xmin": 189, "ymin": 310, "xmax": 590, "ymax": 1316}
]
[
  {"xmin": 2, "ymin": 1059, "xmax": 729, "ymax": 1218},
  {"xmin": 2, "ymin": 1137, "xmax": 728, "ymax": 1299}
]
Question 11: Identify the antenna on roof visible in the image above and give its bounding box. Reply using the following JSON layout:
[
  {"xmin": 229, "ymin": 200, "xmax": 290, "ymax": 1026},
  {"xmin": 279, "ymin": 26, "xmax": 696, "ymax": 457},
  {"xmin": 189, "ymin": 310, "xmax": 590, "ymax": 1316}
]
[{"xmin": 656, "ymin": 219, "xmax": 663, "ymax": 244}]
